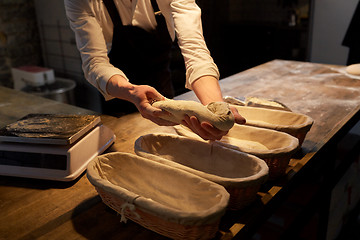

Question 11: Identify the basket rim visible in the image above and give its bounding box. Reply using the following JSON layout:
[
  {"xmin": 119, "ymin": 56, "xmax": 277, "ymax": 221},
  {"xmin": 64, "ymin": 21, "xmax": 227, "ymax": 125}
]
[
  {"xmin": 87, "ymin": 152, "xmax": 230, "ymax": 225},
  {"xmin": 174, "ymin": 124, "xmax": 300, "ymax": 156},
  {"xmin": 231, "ymin": 104, "xmax": 314, "ymax": 130},
  {"xmin": 134, "ymin": 133, "xmax": 269, "ymax": 188}
]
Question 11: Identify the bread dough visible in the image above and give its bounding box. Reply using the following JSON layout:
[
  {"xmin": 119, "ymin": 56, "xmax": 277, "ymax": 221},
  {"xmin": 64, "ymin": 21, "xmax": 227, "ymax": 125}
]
[
  {"xmin": 346, "ymin": 63, "xmax": 360, "ymax": 76},
  {"xmin": 152, "ymin": 99, "xmax": 235, "ymax": 131}
]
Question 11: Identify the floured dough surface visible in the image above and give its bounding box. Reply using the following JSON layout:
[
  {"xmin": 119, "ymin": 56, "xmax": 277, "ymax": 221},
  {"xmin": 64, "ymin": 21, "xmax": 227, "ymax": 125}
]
[
  {"xmin": 152, "ymin": 99, "xmax": 235, "ymax": 131},
  {"xmin": 346, "ymin": 64, "xmax": 360, "ymax": 76}
]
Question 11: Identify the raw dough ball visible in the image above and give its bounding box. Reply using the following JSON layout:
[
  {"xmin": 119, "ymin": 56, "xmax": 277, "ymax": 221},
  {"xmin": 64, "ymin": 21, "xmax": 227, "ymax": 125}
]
[
  {"xmin": 152, "ymin": 99, "xmax": 235, "ymax": 131},
  {"xmin": 346, "ymin": 63, "xmax": 360, "ymax": 76}
]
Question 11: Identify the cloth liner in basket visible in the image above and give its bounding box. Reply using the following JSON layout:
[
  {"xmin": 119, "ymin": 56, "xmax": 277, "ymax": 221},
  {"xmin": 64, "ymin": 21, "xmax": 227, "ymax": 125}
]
[
  {"xmin": 174, "ymin": 124, "xmax": 299, "ymax": 179},
  {"xmin": 87, "ymin": 152, "xmax": 229, "ymax": 240},
  {"xmin": 230, "ymin": 105, "xmax": 314, "ymax": 145},
  {"xmin": 134, "ymin": 133, "xmax": 269, "ymax": 210}
]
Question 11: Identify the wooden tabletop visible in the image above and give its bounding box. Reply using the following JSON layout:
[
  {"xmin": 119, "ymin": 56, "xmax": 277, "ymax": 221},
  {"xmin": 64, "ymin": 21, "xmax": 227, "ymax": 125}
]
[{"xmin": 1, "ymin": 60, "xmax": 360, "ymax": 239}]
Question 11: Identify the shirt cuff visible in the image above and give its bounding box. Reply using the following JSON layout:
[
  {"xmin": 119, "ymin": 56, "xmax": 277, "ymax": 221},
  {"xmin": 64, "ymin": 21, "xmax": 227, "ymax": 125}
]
[
  {"xmin": 185, "ymin": 63, "xmax": 220, "ymax": 90},
  {"xmin": 96, "ymin": 69, "xmax": 129, "ymax": 101}
]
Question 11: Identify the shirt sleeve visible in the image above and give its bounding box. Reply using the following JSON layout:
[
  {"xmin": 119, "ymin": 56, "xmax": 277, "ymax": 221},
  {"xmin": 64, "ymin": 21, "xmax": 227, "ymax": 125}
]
[
  {"xmin": 64, "ymin": 0, "xmax": 126, "ymax": 100},
  {"xmin": 169, "ymin": 0, "xmax": 220, "ymax": 90}
]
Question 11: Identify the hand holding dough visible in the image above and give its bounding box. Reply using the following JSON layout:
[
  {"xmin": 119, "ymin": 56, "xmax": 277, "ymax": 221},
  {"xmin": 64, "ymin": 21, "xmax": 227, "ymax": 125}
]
[{"xmin": 152, "ymin": 99, "xmax": 235, "ymax": 131}]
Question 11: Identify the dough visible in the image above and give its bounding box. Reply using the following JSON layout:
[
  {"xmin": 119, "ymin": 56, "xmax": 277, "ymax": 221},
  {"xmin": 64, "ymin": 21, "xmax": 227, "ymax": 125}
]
[
  {"xmin": 346, "ymin": 63, "xmax": 360, "ymax": 76},
  {"xmin": 152, "ymin": 99, "xmax": 235, "ymax": 131}
]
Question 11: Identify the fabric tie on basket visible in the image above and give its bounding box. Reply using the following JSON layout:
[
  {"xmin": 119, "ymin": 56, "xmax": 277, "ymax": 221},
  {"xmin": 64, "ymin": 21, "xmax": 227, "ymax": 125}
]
[{"xmin": 120, "ymin": 202, "xmax": 140, "ymax": 223}]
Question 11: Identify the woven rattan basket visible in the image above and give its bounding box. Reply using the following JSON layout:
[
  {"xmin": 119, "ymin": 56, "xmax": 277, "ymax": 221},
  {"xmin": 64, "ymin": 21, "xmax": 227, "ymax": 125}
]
[
  {"xmin": 174, "ymin": 124, "xmax": 299, "ymax": 179},
  {"xmin": 230, "ymin": 105, "xmax": 313, "ymax": 145},
  {"xmin": 87, "ymin": 152, "xmax": 229, "ymax": 240},
  {"xmin": 134, "ymin": 134, "xmax": 269, "ymax": 210}
]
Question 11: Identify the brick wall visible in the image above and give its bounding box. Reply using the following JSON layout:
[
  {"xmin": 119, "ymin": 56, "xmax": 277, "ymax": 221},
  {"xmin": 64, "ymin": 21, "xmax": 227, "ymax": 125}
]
[{"xmin": 0, "ymin": 0, "xmax": 42, "ymax": 88}]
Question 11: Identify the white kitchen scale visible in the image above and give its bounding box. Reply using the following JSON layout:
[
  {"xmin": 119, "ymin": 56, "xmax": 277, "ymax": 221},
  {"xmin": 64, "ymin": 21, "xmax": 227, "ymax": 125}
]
[{"xmin": 0, "ymin": 114, "xmax": 116, "ymax": 181}]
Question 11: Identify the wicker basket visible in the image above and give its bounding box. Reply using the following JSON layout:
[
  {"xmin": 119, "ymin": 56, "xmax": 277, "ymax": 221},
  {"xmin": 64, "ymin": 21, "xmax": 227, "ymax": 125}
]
[
  {"xmin": 174, "ymin": 124, "xmax": 299, "ymax": 179},
  {"xmin": 87, "ymin": 152, "xmax": 229, "ymax": 240},
  {"xmin": 134, "ymin": 134, "xmax": 269, "ymax": 210},
  {"xmin": 230, "ymin": 105, "xmax": 313, "ymax": 146}
]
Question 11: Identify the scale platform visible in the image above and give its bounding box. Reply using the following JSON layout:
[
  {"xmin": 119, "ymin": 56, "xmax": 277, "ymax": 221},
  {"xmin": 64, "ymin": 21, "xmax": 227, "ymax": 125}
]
[{"xmin": 0, "ymin": 114, "xmax": 116, "ymax": 181}]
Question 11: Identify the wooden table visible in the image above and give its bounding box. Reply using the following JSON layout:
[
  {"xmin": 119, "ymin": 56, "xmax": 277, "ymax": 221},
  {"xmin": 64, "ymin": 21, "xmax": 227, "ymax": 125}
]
[{"xmin": 1, "ymin": 60, "xmax": 360, "ymax": 240}]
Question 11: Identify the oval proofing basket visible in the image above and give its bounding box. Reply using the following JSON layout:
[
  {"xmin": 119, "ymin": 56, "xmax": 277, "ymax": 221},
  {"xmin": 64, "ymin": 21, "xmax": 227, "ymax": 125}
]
[
  {"xmin": 230, "ymin": 105, "xmax": 314, "ymax": 145},
  {"xmin": 134, "ymin": 134, "xmax": 269, "ymax": 210},
  {"xmin": 87, "ymin": 152, "xmax": 229, "ymax": 240},
  {"xmin": 174, "ymin": 124, "xmax": 299, "ymax": 179}
]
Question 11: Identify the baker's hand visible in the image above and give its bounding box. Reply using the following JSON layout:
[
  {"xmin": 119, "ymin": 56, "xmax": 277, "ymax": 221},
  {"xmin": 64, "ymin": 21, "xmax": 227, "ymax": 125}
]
[
  {"xmin": 181, "ymin": 107, "xmax": 246, "ymax": 141},
  {"xmin": 181, "ymin": 115, "xmax": 226, "ymax": 141},
  {"xmin": 131, "ymin": 85, "xmax": 176, "ymax": 126},
  {"xmin": 230, "ymin": 105, "xmax": 246, "ymax": 124}
]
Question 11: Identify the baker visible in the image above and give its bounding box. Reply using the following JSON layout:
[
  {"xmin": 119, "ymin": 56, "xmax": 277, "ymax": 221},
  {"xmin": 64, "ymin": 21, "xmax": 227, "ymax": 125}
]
[{"xmin": 65, "ymin": 0, "xmax": 245, "ymax": 140}]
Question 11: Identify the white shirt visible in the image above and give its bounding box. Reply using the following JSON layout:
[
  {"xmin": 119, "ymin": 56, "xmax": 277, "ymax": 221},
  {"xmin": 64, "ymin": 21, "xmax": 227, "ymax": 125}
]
[{"xmin": 64, "ymin": 0, "xmax": 219, "ymax": 100}]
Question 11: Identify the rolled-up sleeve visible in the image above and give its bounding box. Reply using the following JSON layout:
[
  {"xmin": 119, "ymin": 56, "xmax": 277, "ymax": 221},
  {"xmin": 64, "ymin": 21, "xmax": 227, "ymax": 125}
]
[
  {"xmin": 170, "ymin": 0, "xmax": 220, "ymax": 90},
  {"xmin": 64, "ymin": 0, "xmax": 126, "ymax": 100}
]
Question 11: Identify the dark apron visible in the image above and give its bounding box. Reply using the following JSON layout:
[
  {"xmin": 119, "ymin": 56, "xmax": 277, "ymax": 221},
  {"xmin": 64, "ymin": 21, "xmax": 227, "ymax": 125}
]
[{"xmin": 102, "ymin": 0, "xmax": 174, "ymax": 115}]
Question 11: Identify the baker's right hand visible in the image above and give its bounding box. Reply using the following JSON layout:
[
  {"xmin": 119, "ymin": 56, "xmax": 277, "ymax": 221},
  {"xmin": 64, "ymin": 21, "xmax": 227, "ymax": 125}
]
[
  {"xmin": 130, "ymin": 85, "xmax": 176, "ymax": 126},
  {"xmin": 106, "ymin": 75, "xmax": 175, "ymax": 126}
]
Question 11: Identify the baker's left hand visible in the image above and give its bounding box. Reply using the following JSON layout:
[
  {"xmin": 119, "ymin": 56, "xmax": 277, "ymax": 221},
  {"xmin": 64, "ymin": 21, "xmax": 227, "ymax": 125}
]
[
  {"xmin": 181, "ymin": 115, "xmax": 226, "ymax": 141},
  {"xmin": 181, "ymin": 106, "xmax": 246, "ymax": 141},
  {"xmin": 230, "ymin": 105, "xmax": 246, "ymax": 124}
]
